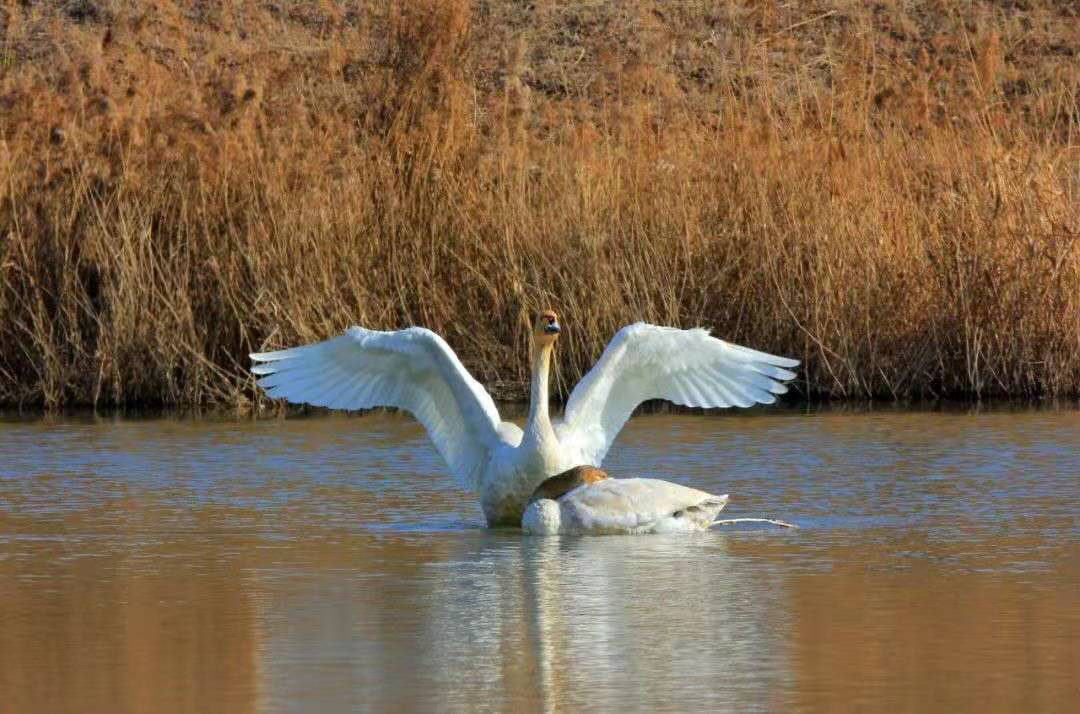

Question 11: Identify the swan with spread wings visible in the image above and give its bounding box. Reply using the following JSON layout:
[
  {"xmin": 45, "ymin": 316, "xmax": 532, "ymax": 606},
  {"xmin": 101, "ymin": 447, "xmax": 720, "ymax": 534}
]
[{"xmin": 250, "ymin": 311, "xmax": 798, "ymax": 526}]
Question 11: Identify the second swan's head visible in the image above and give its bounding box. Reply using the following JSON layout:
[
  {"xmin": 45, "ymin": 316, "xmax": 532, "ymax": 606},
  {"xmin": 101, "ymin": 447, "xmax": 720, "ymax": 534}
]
[{"xmin": 533, "ymin": 309, "xmax": 560, "ymax": 348}]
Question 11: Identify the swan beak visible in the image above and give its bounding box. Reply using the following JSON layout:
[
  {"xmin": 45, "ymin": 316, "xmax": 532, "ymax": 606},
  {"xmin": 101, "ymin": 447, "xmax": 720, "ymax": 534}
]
[{"xmin": 544, "ymin": 321, "xmax": 560, "ymax": 335}]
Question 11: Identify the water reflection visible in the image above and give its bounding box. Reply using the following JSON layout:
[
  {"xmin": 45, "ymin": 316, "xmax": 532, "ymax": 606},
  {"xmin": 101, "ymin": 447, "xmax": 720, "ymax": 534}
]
[
  {"xmin": 1, "ymin": 408, "xmax": 1078, "ymax": 712},
  {"xmin": 419, "ymin": 534, "xmax": 786, "ymax": 712},
  {"xmin": 0, "ymin": 525, "xmax": 259, "ymax": 713},
  {"xmin": 790, "ymin": 564, "xmax": 1080, "ymax": 711},
  {"xmin": 514, "ymin": 535, "xmax": 787, "ymax": 712}
]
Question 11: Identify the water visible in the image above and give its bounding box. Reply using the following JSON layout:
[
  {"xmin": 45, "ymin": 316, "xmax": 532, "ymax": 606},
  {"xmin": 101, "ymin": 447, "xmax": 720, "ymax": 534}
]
[{"xmin": 1, "ymin": 407, "xmax": 1078, "ymax": 713}]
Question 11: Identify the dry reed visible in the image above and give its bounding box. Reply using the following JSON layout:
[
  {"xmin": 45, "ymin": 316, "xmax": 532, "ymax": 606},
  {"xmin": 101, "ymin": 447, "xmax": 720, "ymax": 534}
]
[{"xmin": 0, "ymin": 1, "xmax": 1077, "ymax": 408}]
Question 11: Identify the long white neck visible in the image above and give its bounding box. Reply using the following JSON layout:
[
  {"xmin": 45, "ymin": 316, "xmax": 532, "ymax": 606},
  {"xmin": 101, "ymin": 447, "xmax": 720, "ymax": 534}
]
[{"xmin": 526, "ymin": 342, "xmax": 557, "ymax": 443}]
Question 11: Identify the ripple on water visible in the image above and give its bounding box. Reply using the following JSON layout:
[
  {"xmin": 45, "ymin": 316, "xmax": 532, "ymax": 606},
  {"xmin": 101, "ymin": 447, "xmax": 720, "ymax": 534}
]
[{"xmin": 1, "ymin": 407, "xmax": 1078, "ymax": 711}]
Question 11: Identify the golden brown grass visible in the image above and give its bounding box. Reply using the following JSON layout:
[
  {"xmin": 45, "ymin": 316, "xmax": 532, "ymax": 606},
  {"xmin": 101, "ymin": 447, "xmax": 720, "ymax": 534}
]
[{"xmin": 0, "ymin": 1, "xmax": 1078, "ymax": 408}]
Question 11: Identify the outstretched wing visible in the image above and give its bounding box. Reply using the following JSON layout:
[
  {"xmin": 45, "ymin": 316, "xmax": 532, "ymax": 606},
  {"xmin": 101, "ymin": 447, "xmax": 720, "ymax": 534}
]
[
  {"xmin": 251, "ymin": 327, "xmax": 505, "ymax": 490},
  {"xmin": 556, "ymin": 323, "xmax": 799, "ymax": 464}
]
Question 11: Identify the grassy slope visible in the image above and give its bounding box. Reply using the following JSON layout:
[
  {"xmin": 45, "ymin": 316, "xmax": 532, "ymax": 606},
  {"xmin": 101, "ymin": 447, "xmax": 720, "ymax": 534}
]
[{"xmin": 0, "ymin": 1, "xmax": 1077, "ymax": 407}]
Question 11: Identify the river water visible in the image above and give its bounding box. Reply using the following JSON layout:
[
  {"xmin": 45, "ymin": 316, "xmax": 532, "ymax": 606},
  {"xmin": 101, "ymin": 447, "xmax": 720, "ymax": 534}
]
[{"xmin": 1, "ymin": 407, "xmax": 1077, "ymax": 713}]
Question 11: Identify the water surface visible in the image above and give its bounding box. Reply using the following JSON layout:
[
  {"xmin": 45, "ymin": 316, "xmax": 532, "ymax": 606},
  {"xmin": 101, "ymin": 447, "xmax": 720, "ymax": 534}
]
[{"xmin": 1, "ymin": 407, "xmax": 1078, "ymax": 712}]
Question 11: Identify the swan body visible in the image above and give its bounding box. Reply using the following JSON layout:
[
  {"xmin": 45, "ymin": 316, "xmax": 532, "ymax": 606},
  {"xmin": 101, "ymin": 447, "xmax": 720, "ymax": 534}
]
[
  {"xmin": 522, "ymin": 474, "xmax": 730, "ymax": 535},
  {"xmin": 250, "ymin": 312, "xmax": 798, "ymax": 526}
]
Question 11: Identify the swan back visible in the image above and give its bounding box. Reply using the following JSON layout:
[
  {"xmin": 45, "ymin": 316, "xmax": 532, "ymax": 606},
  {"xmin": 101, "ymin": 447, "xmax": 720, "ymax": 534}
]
[{"xmin": 523, "ymin": 477, "xmax": 729, "ymax": 535}]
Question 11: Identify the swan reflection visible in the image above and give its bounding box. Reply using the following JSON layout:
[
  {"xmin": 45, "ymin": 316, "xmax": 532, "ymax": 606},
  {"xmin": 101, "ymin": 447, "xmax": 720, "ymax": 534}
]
[{"xmin": 419, "ymin": 532, "xmax": 790, "ymax": 711}]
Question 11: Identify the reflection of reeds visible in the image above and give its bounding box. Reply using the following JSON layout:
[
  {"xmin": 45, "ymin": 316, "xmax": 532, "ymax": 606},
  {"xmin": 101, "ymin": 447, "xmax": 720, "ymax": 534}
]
[
  {"xmin": 0, "ymin": 1, "xmax": 1077, "ymax": 407},
  {"xmin": 0, "ymin": 510, "xmax": 259, "ymax": 712},
  {"xmin": 791, "ymin": 564, "xmax": 1080, "ymax": 711}
]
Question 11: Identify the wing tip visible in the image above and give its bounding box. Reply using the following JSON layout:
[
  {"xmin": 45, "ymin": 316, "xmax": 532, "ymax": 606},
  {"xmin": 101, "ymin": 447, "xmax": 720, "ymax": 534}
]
[{"xmin": 250, "ymin": 349, "xmax": 296, "ymax": 363}]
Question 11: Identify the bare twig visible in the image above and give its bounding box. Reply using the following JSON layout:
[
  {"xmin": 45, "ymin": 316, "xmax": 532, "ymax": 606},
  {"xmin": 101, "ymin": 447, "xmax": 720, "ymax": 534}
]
[{"xmin": 755, "ymin": 10, "xmax": 837, "ymax": 48}]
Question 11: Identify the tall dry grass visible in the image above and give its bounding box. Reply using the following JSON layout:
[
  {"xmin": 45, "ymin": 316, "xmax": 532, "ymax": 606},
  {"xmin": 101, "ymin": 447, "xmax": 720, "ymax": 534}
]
[{"xmin": 0, "ymin": 1, "xmax": 1077, "ymax": 408}]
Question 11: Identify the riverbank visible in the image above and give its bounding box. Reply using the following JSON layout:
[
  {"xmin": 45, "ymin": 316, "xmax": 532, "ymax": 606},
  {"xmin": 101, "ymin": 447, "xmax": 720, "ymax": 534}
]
[{"xmin": 1, "ymin": 2, "xmax": 1077, "ymax": 407}]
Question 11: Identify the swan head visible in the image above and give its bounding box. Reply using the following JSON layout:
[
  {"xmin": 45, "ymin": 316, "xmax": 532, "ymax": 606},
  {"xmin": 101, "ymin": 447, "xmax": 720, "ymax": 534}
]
[
  {"xmin": 528, "ymin": 465, "xmax": 609, "ymax": 504},
  {"xmin": 533, "ymin": 309, "xmax": 561, "ymax": 348}
]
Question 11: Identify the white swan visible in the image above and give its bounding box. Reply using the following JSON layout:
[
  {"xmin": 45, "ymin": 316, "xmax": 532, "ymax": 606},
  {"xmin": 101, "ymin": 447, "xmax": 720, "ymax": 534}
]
[
  {"xmin": 250, "ymin": 310, "xmax": 798, "ymax": 526},
  {"xmin": 521, "ymin": 466, "xmax": 730, "ymax": 535}
]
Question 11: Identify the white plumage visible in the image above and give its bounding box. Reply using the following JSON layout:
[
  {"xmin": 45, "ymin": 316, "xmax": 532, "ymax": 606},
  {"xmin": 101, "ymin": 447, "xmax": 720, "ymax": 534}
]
[
  {"xmin": 251, "ymin": 327, "xmax": 511, "ymax": 490},
  {"xmin": 250, "ymin": 314, "xmax": 798, "ymax": 526},
  {"xmin": 522, "ymin": 478, "xmax": 730, "ymax": 535},
  {"xmin": 555, "ymin": 324, "xmax": 799, "ymax": 465}
]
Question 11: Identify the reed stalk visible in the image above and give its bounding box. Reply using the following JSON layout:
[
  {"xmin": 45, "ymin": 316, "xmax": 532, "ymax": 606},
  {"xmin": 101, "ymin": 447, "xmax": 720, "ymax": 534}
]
[{"xmin": 0, "ymin": 1, "xmax": 1077, "ymax": 407}]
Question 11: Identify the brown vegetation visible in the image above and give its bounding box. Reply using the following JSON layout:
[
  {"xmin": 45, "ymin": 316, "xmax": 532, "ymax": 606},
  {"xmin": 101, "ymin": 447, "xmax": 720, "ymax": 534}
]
[{"xmin": 0, "ymin": 1, "xmax": 1077, "ymax": 408}]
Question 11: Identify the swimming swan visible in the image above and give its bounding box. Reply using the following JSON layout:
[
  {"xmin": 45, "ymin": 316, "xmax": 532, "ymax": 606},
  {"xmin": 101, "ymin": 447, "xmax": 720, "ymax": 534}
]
[
  {"xmin": 522, "ymin": 466, "xmax": 730, "ymax": 535},
  {"xmin": 250, "ymin": 311, "xmax": 798, "ymax": 526}
]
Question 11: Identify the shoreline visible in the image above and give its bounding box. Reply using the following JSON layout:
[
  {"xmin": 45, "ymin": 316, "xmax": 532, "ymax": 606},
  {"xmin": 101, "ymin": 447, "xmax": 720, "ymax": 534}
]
[{"xmin": 3, "ymin": 397, "xmax": 1078, "ymax": 420}]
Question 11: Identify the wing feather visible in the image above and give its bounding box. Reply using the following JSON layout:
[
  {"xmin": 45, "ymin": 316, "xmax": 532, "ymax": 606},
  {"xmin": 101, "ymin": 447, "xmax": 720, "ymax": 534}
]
[
  {"xmin": 251, "ymin": 327, "xmax": 506, "ymax": 489},
  {"xmin": 683, "ymin": 372, "xmax": 714, "ymax": 407},
  {"xmin": 557, "ymin": 323, "xmax": 799, "ymax": 464}
]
